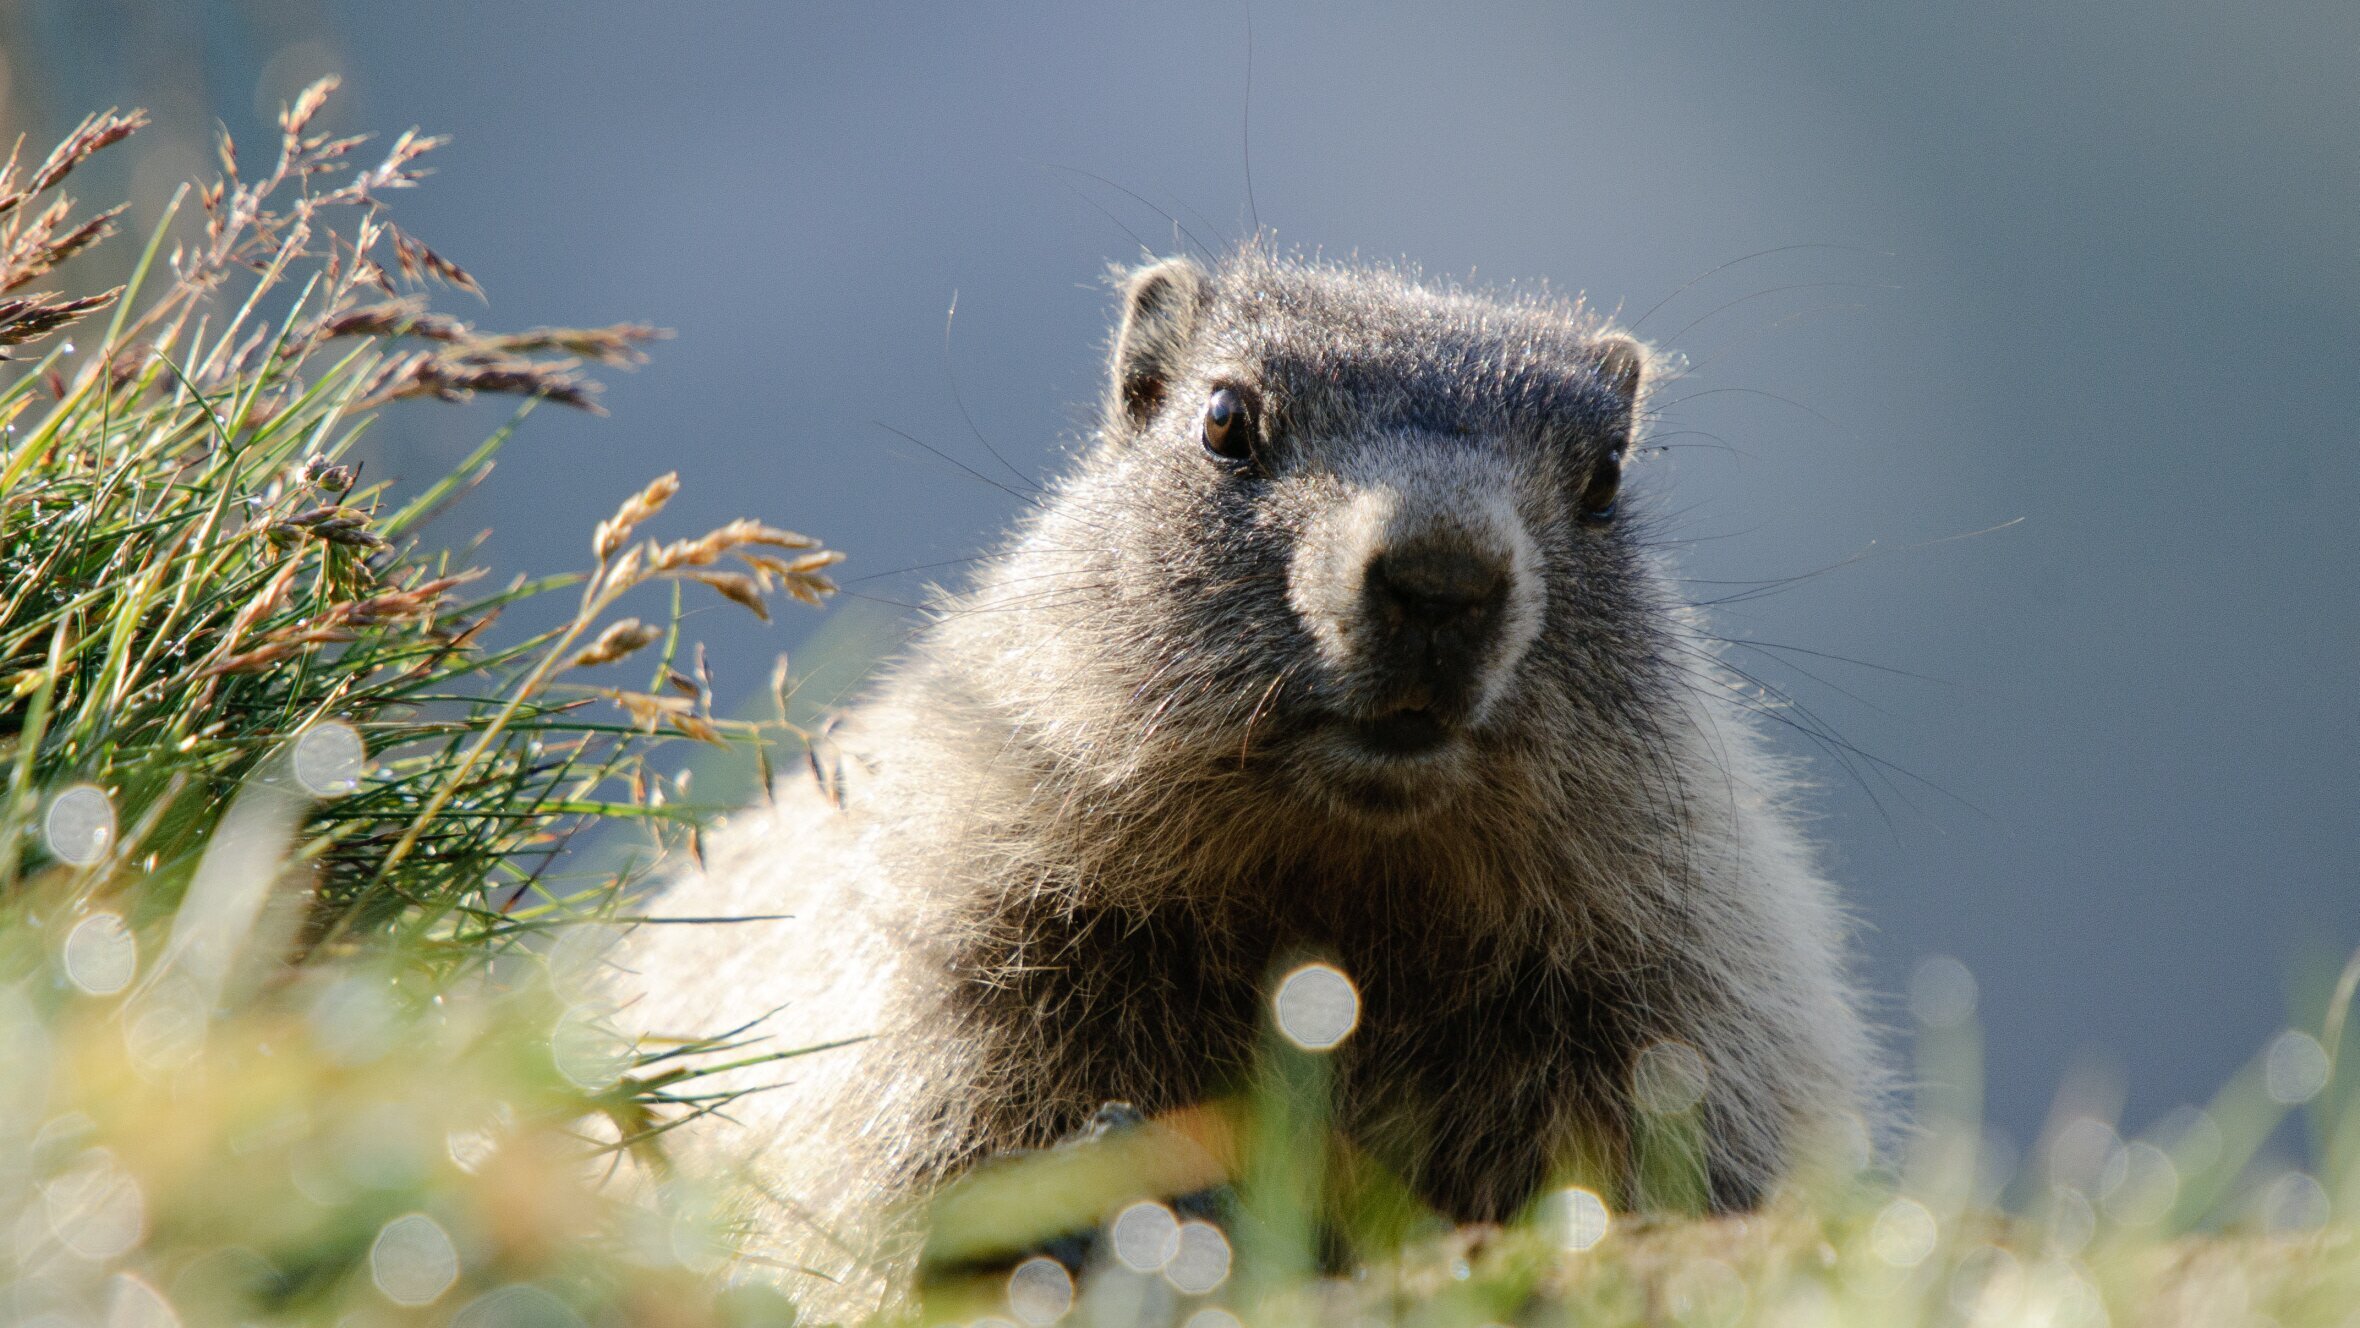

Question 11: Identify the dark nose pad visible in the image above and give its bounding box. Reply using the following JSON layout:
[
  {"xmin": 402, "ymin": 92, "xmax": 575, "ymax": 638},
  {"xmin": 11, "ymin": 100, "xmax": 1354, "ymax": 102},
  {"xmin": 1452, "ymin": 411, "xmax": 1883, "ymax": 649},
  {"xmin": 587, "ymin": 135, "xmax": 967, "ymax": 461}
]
[{"xmin": 1362, "ymin": 544, "xmax": 1510, "ymax": 703}]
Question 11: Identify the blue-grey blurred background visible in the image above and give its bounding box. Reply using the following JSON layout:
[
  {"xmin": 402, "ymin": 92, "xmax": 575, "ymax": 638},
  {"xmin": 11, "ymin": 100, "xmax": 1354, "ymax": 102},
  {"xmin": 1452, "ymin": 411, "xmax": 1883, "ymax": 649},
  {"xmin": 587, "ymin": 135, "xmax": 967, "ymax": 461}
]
[{"xmin": 6, "ymin": 1, "xmax": 2353, "ymax": 1162}]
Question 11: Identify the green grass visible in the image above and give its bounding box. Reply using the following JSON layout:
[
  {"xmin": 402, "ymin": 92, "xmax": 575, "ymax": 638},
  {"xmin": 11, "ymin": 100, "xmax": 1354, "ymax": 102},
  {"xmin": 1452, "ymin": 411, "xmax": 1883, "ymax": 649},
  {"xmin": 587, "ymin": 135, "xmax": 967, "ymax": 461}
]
[{"xmin": 0, "ymin": 91, "xmax": 2350, "ymax": 1328}]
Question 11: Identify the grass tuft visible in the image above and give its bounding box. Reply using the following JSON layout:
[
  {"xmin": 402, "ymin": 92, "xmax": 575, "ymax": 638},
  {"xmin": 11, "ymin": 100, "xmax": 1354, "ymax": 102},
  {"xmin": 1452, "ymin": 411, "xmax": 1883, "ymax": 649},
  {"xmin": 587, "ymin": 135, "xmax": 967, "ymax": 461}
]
[{"xmin": 0, "ymin": 86, "xmax": 834, "ymax": 1324}]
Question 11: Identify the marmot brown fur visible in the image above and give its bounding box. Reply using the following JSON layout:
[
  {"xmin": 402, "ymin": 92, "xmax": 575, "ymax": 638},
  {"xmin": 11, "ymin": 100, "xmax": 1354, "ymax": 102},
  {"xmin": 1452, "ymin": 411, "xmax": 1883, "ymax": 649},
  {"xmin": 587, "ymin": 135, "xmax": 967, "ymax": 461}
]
[{"xmin": 617, "ymin": 249, "xmax": 1878, "ymax": 1315}]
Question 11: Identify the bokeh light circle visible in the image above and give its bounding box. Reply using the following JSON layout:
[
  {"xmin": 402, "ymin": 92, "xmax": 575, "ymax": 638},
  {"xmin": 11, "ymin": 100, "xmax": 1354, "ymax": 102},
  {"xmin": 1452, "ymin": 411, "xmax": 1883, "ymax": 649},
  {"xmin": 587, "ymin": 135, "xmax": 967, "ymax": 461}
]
[
  {"xmin": 1544, "ymin": 1186, "xmax": 1611, "ymax": 1252},
  {"xmin": 2261, "ymin": 1170, "xmax": 2330, "ymax": 1231},
  {"xmin": 44, "ymin": 1149, "xmax": 145, "ymax": 1261},
  {"xmin": 292, "ymin": 720, "xmax": 367, "ymax": 797},
  {"xmin": 1909, "ymin": 954, "xmax": 1979, "ymax": 1029},
  {"xmin": 44, "ymin": 784, "xmax": 115, "ymax": 866},
  {"xmin": 1005, "ymin": 1256, "xmax": 1073, "ymax": 1325},
  {"xmin": 550, "ymin": 1005, "xmax": 630, "ymax": 1090},
  {"xmin": 1109, "ymin": 1200, "xmax": 1181, "ymax": 1272},
  {"xmin": 2264, "ymin": 1030, "xmax": 2329, "ymax": 1105},
  {"xmin": 62, "ymin": 913, "xmax": 137, "ymax": 995},
  {"xmin": 2099, "ymin": 1141, "xmax": 2179, "ymax": 1226},
  {"xmin": 371, "ymin": 1212, "xmax": 461, "ymax": 1306},
  {"xmin": 1163, "ymin": 1220, "xmax": 1232, "ymax": 1295},
  {"xmin": 103, "ymin": 1274, "xmax": 178, "ymax": 1328},
  {"xmin": 449, "ymin": 1284, "xmax": 588, "ymax": 1328},
  {"xmin": 1870, "ymin": 1197, "xmax": 1939, "ymax": 1268},
  {"xmin": 1272, "ymin": 962, "xmax": 1359, "ymax": 1051}
]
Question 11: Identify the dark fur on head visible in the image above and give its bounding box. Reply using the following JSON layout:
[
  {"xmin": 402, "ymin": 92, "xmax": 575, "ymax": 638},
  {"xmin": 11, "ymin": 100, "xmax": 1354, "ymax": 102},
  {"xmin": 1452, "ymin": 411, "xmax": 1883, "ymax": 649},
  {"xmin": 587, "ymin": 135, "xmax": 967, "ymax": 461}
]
[
  {"xmin": 1027, "ymin": 251, "xmax": 1664, "ymax": 834},
  {"xmin": 619, "ymin": 249, "xmax": 1880, "ymax": 1319}
]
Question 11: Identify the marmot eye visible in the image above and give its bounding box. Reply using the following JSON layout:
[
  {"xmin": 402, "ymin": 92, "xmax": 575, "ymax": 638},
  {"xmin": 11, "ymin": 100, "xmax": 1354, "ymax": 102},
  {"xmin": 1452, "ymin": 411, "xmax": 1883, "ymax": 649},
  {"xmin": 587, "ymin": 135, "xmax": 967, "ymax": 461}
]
[
  {"xmin": 1580, "ymin": 448, "xmax": 1623, "ymax": 523},
  {"xmin": 1202, "ymin": 387, "xmax": 1254, "ymax": 462}
]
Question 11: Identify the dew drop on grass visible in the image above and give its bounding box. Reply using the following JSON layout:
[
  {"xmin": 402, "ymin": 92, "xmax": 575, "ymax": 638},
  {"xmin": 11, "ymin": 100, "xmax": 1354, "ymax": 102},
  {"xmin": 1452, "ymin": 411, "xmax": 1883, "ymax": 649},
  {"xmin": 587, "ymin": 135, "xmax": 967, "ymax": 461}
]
[
  {"xmin": 371, "ymin": 1212, "xmax": 461, "ymax": 1306},
  {"xmin": 45, "ymin": 784, "xmax": 115, "ymax": 866},
  {"xmin": 63, "ymin": 913, "xmax": 137, "ymax": 995},
  {"xmin": 1006, "ymin": 1256, "xmax": 1073, "ymax": 1325},
  {"xmin": 1272, "ymin": 962, "xmax": 1359, "ymax": 1051},
  {"xmin": 1163, "ymin": 1221, "xmax": 1232, "ymax": 1295}
]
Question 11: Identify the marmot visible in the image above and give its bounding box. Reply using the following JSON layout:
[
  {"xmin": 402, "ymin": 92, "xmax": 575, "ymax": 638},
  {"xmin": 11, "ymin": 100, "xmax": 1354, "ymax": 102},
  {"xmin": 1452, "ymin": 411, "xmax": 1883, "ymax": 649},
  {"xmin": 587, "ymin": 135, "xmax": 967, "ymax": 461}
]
[{"xmin": 617, "ymin": 249, "xmax": 1878, "ymax": 1314}]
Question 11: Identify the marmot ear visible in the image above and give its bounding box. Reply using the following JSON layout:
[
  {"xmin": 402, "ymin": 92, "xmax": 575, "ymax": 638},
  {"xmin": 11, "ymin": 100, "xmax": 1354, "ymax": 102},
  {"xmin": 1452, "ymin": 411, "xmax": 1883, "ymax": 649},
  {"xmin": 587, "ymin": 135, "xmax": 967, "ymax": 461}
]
[
  {"xmin": 1108, "ymin": 256, "xmax": 1208, "ymax": 433},
  {"xmin": 1591, "ymin": 334, "xmax": 1648, "ymax": 432}
]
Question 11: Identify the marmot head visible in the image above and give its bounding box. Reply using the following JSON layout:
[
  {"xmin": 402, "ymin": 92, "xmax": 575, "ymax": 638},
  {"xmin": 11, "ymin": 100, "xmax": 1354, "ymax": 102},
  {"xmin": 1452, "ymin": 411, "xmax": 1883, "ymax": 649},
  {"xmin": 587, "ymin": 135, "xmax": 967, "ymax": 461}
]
[{"xmin": 971, "ymin": 251, "xmax": 1672, "ymax": 828}]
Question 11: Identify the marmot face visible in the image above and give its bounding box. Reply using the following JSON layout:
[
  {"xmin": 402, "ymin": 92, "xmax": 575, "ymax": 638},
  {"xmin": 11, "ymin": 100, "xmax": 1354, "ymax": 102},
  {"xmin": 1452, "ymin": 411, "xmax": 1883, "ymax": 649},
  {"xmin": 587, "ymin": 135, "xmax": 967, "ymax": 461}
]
[{"xmin": 993, "ymin": 252, "xmax": 1669, "ymax": 827}]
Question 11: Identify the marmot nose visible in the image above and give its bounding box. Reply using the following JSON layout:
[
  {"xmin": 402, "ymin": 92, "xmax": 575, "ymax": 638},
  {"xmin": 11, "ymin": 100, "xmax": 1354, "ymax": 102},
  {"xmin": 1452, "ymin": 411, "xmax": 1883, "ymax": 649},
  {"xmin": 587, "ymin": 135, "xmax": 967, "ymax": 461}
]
[{"xmin": 1363, "ymin": 543, "xmax": 1510, "ymax": 685}]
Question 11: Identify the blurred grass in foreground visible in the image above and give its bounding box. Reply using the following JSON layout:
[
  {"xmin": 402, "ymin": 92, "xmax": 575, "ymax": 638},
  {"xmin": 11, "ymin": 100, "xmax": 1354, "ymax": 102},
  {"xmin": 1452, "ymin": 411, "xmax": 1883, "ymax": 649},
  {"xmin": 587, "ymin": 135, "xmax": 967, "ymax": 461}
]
[
  {"xmin": 918, "ymin": 952, "xmax": 2357, "ymax": 1328},
  {"xmin": 0, "ymin": 92, "xmax": 2352, "ymax": 1328}
]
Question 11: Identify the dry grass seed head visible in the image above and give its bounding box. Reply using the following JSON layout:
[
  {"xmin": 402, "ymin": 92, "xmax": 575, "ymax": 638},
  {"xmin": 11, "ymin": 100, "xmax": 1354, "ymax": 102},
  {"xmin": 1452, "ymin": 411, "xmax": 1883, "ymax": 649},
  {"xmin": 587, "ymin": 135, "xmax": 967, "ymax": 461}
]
[
  {"xmin": 0, "ymin": 107, "xmax": 149, "ymax": 211},
  {"xmin": 599, "ymin": 688, "xmax": 721, "ymax": 744},
  {"xmin": 596, "ymin": 473, "xmax": 681, "ymax": 561},
  {"xmin": 478, "ymin": 322, "xmax": 667, "ymax": 366},
  {"xmin": 3, "ymin": 203, "xmax": 125, "ymax": 291},
  {"xmin": 280, "ymin": 75, "xmax": 339, "ymax": 139},
  {"xmin": 0, "ymin": 288, "xmax": 120, "ymax": 350},
  {"xmin": 688, "ymin": 571, "xmax": 770, "ymax": 621},
  {"xmin": 358, "ymin": 350, "xmax": 601, "ymax": 412},
  {"xmin": 569, "ymin": 619, "xmax": 664, "ymax": 670},
  {"xmin": 385, "ymin": 221, "xmax": 480, "ymax": 296},
  {"xmin": 650, "ymin": 520, "xmax": 819, "ymax": 575}
]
